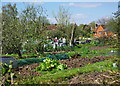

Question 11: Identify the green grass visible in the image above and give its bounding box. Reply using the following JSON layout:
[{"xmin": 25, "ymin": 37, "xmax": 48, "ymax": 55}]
[
  {"xmin": 66, "ymin": 46, "xmax": 118, "ymax": 58},
  {"xmin": 95, "ymin": 47, "xmax": 118, "ymax": 52},
  {"xmin": 0, "ymin": 54, "xmax": 18, "ymax": 57},
  {"xmin": 18, "ymin": 58, "xmax": 119, "ymax": 84},
  {"xmin": 81, "ymin": 54, "xmax": 118, "ymax": 58},
  {"xmin": 0, "ymin": 54, "xmax": 37, "ymax": 57},
  {"xmin": 1, "ymin": 45, "xmax": 118, "ymax": 58}
]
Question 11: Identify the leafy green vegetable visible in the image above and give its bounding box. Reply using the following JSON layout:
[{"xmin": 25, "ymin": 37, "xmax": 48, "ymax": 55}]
[{"xmin": 35, "ymin": 58, "xmax": 67, "ymax": 71}]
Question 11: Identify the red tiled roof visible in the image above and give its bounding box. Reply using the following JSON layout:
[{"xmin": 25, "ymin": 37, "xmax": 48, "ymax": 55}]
[
  {"xmin": 46, "ymin": 24, "xmax": 57, "ymax": 30},
  {"xmin": 93, "ymin": 25, "xmax": 113, "ymax": 37}
]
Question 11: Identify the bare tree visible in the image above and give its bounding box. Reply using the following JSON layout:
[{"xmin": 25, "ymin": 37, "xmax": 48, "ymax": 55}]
[
  {"xmin": 97, "ymin": 17, "xmax": 112, "ymax": 25},
  {"xmin": 53, "ymin": 6, "xmax": 71, "ymax": 26}
]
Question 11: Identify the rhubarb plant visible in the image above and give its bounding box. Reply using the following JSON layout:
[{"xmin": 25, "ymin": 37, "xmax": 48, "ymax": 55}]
[{"xmin": 35, "ymin": 58, "xmax": 67, "ymax": 71}]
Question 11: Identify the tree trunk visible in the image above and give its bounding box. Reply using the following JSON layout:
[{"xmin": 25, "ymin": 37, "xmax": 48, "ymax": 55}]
[
  {"xmin": 117, "ymin": 33, "xmax": 120, "ymax": 57},
  {"xmin": 17, "ymin": 50, "xmax": 22, "ymax": 57},
  {"xmin": 69, "ymin": 24, "xmax": 77, "ymax": 46}
]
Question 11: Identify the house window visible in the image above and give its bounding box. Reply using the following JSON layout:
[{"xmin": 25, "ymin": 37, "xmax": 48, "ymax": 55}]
[
  {"xmin": 99, "ymin": 31, "xmax": 103, "ymax": 34},
  {"xmin": 105, "ymin": 32, "xmax": 107, "ymax": 36}
]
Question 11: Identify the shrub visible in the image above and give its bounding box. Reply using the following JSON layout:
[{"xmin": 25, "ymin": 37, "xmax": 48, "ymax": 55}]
[
  {"xmin": 90, "ymin": 40, "xmax": 99, "ymax": 46},
  {"xmin": 0, "ymin": 61, "xmax": 16, "ymax": 85},
  {"xmin": 35, "ymin": 58, "xmax": 67, "ymax": 71},
  {"xmin": 44, "ymin": 44, "xmax": 54, "ymax": 52}
]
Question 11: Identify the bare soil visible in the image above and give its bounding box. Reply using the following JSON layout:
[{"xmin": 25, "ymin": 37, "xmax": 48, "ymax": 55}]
[
  {"xmin": 66, "ymin": 71, "xmax": 120, "ymax": 85},
  {"xmin": 59, "ymin": 56, "xmax": 115, "ymax": 69},
  {"xmin": 13, "ymin": 63, "xmax": 42, "ymax": 80},
  {"xmin": 90, "ymin": 46, "xmax": 111, "ymax": 50}
]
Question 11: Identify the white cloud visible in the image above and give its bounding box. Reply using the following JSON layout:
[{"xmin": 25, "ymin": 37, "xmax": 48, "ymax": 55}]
[
  {"xmin": 68, "ymin": 3, "xmax": 75, "ymax": 6},
  {"xmin": 79, "ymin": 3, "xmax": 102, "ymax": 8},
  {"xmin": 48, "ymin": 14, "xmax": 89, "ymax": 25},
  {"xmin": 72, "ymin": 13, "xmax": 88, "ymax": 19},
  {"xmin": 48, "ymin": 17, "xmax": 57, "ymax": 24},
  {"xmin": 61, "ymin": 3, "xmax": 102, "ymax": 8},
  {"xmin": 28, "ymin": 2, "xmax": 44, "ymax": 5},
  {"xmin": 70, "ymin": 13, "xmax": 89, "ymax": 25}
]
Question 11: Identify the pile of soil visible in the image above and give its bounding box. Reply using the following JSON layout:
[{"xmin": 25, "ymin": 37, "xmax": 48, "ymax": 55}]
[
  {"xmin": 67, "ymin": 71, "xmax": 120, "ymax": 85},
  {"xmin": 59, "ymin": 56, "xmax": 115, "ymax": 69}
]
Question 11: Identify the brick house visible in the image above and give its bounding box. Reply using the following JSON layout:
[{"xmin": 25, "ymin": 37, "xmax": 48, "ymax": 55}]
[{"xmin": 93, "ymin": 25, "xmax": 113, "ymax": 37}]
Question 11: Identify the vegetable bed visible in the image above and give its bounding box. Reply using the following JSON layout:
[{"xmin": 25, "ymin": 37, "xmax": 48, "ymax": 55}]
[{"xmin": 17, "ymin": 54, "xmax": 69, "ymax": 67}]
